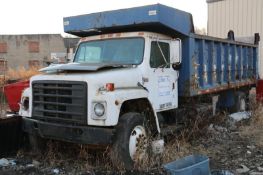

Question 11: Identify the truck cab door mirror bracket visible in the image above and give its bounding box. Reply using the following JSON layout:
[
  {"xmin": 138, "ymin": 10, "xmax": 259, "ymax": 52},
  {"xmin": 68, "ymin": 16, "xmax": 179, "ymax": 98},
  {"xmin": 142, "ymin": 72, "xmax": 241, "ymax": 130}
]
[{"xmin": 172, "ymin": 62, "xmax": 181, "ymax": 70}]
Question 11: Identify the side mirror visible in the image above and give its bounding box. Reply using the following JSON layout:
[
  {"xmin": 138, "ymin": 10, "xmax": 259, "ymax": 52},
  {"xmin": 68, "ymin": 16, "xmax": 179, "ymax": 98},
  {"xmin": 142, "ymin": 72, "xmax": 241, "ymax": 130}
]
[
  {"xmin": 172, "ymin": 62, "xmax": 181, "ymax": 70},
  {"xmin": 170, "ymin": 39, "xmax": 182, "ymax": 71}
]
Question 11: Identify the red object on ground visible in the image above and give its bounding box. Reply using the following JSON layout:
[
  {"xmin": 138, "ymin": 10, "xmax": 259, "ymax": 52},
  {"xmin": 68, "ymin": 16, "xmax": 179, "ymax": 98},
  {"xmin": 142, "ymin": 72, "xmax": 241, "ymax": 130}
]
[
  {"xmin": 4, "ymin": 80, "xmax": 29, "ymax": 112},
  {"xmin": 256, "ymin": 79, "xmax": 263, "ymax": 102}
]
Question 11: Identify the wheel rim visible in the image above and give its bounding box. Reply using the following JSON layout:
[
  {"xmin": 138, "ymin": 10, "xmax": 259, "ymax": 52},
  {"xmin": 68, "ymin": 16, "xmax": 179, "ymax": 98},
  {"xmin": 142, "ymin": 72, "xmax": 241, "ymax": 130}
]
[
  {"xmin": 129, "ymin": 125, "xmax": 146, "ymax": 160},
  {"xmin": 240, "ymin": 98, "xmax": 246, "ymax": 111}
]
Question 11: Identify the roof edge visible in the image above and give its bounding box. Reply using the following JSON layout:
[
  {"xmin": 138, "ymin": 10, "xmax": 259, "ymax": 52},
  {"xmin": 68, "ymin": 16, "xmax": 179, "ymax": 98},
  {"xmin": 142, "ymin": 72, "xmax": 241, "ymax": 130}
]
[{"xmin": 207, "ymin": 0, "xmax": 224, "ymax": 3}]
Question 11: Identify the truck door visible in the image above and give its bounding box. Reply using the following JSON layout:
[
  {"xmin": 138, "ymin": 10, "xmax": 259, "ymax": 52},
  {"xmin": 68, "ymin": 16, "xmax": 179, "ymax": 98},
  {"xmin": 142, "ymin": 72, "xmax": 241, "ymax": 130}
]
[{"xmin": 145, "ymin": 39, "xmax": 180, "ymax": 111}]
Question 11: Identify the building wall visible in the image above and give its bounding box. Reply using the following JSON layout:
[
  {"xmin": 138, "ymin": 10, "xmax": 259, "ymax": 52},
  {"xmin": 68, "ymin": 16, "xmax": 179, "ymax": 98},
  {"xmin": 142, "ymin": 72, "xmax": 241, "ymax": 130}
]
[
  {"xmin": 0, "ymin": 34, "xmax": 66, "ymax": 69},
  {"xmin": 207, "ymin": 0, "xmax": 263, "ymax": 77}
]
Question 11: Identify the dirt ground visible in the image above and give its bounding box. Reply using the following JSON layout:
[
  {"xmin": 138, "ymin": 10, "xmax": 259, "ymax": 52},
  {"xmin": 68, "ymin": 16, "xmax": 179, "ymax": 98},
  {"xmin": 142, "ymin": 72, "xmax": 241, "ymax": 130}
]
[{"xmin": 0, "ymin": 107, "xmax": 263, "ymax": 175}]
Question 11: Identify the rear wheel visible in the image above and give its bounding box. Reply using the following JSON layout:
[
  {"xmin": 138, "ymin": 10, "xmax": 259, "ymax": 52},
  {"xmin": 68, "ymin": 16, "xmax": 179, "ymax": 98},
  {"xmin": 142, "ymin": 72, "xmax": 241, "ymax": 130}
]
[{"xmin": 111, "ymin": 112, "xmax": 148, "ymax": 170}]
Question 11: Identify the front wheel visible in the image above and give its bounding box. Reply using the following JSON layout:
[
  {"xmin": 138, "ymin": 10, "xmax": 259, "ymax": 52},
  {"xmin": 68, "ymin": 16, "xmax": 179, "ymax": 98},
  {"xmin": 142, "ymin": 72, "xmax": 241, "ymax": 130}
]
[{"xmin": 111, "ymin": 112, "xmax": 148, "ymax": 170}]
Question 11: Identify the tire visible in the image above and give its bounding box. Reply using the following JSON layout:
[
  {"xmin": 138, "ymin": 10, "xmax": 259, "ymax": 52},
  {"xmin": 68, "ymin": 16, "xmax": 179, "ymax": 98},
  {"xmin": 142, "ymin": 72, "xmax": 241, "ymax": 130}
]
[
  {"xmin": 28, "ymin": 134, "xmax": 46, "ymax": 153},
  {"xmin": 111, "ymin": 112, "xmax": 147, "ymax": 170},
  {"xmin": 231, "ymin": 92, "xmax": 248, "ymax": 113}
]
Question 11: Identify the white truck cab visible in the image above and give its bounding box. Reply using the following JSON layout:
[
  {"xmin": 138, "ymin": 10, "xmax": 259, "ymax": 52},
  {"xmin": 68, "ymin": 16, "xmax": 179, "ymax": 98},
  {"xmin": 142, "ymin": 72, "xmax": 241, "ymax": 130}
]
[
  {"xmin": 21, "ymin": 31, "xmax": 181, "ymax": 128},
  {"xmin": 20, "ymin": 31, "xmax": 181, "ymax": 168}
]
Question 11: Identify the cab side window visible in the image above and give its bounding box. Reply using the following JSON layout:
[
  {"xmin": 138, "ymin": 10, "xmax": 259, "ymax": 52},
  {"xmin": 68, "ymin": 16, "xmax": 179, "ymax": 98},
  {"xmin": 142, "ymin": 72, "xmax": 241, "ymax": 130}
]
[{"xmin": 150, "ymin": 41, "xmax": 170, "ymax": 68}]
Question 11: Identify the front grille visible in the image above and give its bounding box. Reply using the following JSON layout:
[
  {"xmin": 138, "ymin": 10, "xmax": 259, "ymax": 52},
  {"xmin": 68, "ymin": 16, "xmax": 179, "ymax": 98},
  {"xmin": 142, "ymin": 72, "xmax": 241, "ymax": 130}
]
[{"xmin": 32, "ymin": 81, "xmax": 87, "ymax": 125}]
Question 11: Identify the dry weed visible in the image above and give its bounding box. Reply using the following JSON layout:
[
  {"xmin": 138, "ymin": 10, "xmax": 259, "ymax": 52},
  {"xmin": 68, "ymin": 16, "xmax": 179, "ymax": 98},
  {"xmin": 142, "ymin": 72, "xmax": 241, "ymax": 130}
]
[
  {"xmin": 38, "ymin": 140, "xmax": 117, "ymax": 172},
  {"xmin": 133, "ymin": 136, "xmax": 207, "ymax": 172},
  {"xmin": 21, "ymin": 109, "xmax": 212, "ymax": 172},
  {"xmin": 36, "ymin": 134, "xmax": 206, "ymax": 173},
  {"xmin": 134, "ymin": 120, "xmax": 209, "ymax": 171},
  {"xmin": 240, "ymin": 101, "xmax": 263, "ymax": 147},
  {"xmin": 6, "ymin": 66, "xmax": 40, "ymax": 81}
]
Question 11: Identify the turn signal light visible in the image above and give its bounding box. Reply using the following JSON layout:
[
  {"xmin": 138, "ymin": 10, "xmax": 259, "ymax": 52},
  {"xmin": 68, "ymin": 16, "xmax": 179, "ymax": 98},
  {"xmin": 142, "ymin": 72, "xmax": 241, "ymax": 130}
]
[{"xmin": 106, "ymin": 83, "xmax": 115, "ymax": 91}]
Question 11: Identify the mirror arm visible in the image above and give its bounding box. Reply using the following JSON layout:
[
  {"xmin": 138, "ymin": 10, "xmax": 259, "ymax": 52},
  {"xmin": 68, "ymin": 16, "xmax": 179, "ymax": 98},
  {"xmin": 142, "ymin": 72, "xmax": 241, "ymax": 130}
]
[{"xmin": 172, "ymin": 62, "xmax": 181, "ymax": 70}]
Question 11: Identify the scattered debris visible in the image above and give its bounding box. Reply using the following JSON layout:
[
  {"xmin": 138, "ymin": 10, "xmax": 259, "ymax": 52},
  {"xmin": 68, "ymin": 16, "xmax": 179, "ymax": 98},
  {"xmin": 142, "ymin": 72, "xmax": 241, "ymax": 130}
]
[
  {"xmin": 26, "ymin": 163, "xmax": 35, "ymax": 168},
  {"xmin": 247, "ymin": 145, "xmax": 256, "ymax": 150},
  {"xmin": 151, "ymin": 139, "xmax": 164, "ymax": 154},
  {"xmin": 247, "ymin": 150, "xmax": 252, "ymax": 154},
  {"xmin": 52, "ymin": 168, "xmax": 60, "ymax": 174},
  {"xmin": 236, "ymin": 164, "xmax": 250, "ymax": 174},
  {"xmin": 0, "ymin": 158, "xmax": 9, "ymax": 167},
  {"xmin": 0, "ymin": 109, "xmax": 262, "ymax": 174},
  {"xmin": 0, "ymin": 158, "xmax": 16, "ymax": 167},
  {"xmin": 163, "ymin": 155, "xmax": 210, "ymax": 175},
  {"xmin": 257, "ymin": 167, "xmax": 263, "ymax": 171},
  {"xmin": 249, "ymin": 172, "xmax": 263, "ymax": 175},
  {"xmin": 229, "ymin": 111, "xmax": 251, "ymax": 122},
  {"xmin": 32, "ymin": 160, "xmax": 40, "ymax": 167},
  {"xmin": 9, "ymin": 159, "xmax": 16, "ymax": 166},
  {"xmin": 211, "ymin": 170, "xmax": 234, "ymax": 175}
]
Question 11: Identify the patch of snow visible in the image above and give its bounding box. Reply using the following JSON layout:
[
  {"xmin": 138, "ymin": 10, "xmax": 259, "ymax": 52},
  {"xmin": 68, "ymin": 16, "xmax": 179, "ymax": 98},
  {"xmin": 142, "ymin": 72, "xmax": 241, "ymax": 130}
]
[
  {"xmin": 0, "ymin": 158, "xmax": 16, "ymax": 167},
  {"xmin": 0, "ymin": 158, "xmax": 9, "ymax": 167},
  {"xmin": 229, "ymin": 111, "xmax": 251, "ymax": 122},
  {"xmin": 52, "ymin": 168, "xmax": 60, "ymax": 174}
]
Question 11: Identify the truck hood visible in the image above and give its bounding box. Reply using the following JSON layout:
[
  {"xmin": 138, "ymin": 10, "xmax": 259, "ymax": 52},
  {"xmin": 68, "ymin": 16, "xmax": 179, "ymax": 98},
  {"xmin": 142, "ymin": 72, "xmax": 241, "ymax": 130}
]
[
  {"xmin": 39, "ymin": 62, "xmax": 125, "ymax": 72},
  {"xmin": 31, "ymin": 67, "xmax": 142, "ymax": 91}
]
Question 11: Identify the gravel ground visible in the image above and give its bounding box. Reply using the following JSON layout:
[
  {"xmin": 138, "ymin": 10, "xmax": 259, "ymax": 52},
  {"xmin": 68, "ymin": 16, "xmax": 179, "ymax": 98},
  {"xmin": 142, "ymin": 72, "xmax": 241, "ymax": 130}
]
[{"xmin": 0, "ymin": 112, "xmax": 262, "ymax": 175}]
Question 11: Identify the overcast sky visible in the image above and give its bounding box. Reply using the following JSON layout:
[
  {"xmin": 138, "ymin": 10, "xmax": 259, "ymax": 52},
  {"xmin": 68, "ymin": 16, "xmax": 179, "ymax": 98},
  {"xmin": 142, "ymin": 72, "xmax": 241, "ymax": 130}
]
[{"xmin": 0, "ymin": 0, "xmax": 207, "ymax": 35}]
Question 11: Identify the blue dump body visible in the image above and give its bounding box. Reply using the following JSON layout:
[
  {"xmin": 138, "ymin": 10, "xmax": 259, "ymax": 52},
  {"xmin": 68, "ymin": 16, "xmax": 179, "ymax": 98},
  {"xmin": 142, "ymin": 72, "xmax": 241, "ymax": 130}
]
[
  {"xmin": 64, "ymin": 4, "xmax": 258, "ymax": 97},
  {"xmin": 180, "ymin": 34, "xmax": 257, "ymax": 96}
]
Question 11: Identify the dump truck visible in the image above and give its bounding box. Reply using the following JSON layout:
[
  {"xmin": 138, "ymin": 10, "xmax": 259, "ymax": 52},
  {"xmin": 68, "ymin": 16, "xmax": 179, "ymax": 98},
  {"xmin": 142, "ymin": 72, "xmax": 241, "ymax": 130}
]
[{"xmin": 19, "ymin": 4, "xmax": 258, "ymax": 169}]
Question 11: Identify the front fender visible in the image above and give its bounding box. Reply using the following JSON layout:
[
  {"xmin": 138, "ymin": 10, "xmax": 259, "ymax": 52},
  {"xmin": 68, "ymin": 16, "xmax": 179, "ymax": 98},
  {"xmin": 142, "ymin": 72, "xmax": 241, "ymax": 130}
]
[{"xmin": 88, "ymin": 88, "xmax": 148, "ymax": 126}]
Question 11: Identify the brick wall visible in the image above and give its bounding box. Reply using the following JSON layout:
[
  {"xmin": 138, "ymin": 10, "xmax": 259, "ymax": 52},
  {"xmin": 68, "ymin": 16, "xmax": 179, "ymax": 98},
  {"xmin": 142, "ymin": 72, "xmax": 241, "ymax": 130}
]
[
  {"xmin": 0, "ymin": 60, "xmax": 7, "ymax": 72},
  {"xmin": 28, "ymin": 60, "xmax": 40, "ymax": 68},
  {"xmin": 0, "ymin": 43, "xmax": 7, "ymax": 53},
  {"xmin": 28, "ymin": 41, "xmax": 39, "ymax": 53},
  {"xmin": 0, "ymin": 35, "xmax": 79, "ymax": 69}
]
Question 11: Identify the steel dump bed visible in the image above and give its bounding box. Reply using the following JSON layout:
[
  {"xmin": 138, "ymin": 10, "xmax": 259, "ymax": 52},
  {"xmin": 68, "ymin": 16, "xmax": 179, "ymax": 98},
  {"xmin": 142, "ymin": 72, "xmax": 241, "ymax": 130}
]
[
  {"xmin": 64, "ymin": 4, "xmax": 258, "ymax": 97},
  {"xmin": 180, "ymin": 34, "xmax": 257, "ymax": 96}
]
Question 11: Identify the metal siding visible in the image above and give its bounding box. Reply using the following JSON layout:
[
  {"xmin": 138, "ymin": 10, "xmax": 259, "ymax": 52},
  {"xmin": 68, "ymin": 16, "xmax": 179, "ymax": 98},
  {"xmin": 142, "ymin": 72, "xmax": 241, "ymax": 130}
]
[
  {"xmin": 208, "ymin": 0, "xmax": 263, "ymax": 77},
  {"xmin": 229, "ymin": 0, "xmax": 233, "ymax": 32},
  {"xmin": 208, "ymin": 3, "xmax": 212, "ymax": 35},
  {"xmin": 237, "ymin": 0, "xmax": 242, "ymax": 35},
  {"xmin": 219, "ymin": 2, "xmax": 225, "ymax": 37},
  {"xmin": 248, "ymin": 0, "xmax": 253, "ymax": 35},
  {"xmin": 258, "ymin": 0, "xmax": 261, "ymax": 30},
  {"xmin": 244, "ymin": 0, "xmax": 248, "ymax": 35},
  {"xmin": 252, "ymin": 1, "xmax": 257, "ymax": 35}
]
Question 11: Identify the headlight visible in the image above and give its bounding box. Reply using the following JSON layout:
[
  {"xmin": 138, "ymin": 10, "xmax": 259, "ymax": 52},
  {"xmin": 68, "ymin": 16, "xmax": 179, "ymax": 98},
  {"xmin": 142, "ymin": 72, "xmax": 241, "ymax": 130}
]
[
  {"xmin": 94, "ymin": 103, "xmax": 105, "ymax": 117},
  {"xmin": 22, "ymin": 97, "xmax": 29, "ymax": 110}
]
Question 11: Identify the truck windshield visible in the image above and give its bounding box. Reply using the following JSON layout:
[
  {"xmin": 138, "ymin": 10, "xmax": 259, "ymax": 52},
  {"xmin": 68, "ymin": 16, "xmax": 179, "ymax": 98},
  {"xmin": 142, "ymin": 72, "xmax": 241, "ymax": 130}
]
[{"xmin": 74, "ymin": 38, "xmax": 144, "ymax": 65}]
